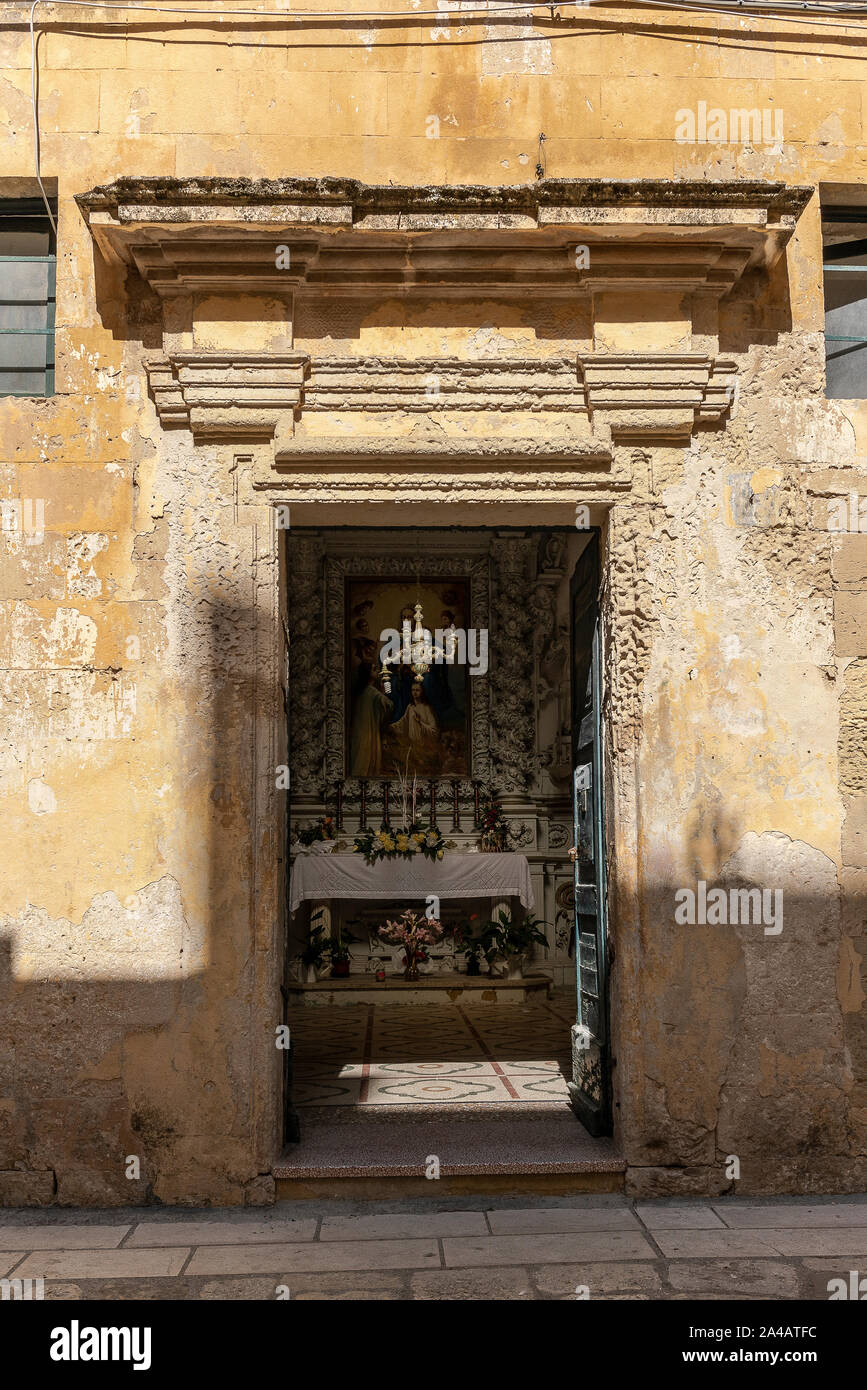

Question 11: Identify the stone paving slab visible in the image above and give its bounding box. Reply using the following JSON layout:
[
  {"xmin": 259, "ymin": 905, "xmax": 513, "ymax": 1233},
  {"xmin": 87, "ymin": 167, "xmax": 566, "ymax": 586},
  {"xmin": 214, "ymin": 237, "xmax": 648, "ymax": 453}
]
[
  {"xmin": 319, "ymin": 1211, "xmax": 487, "ymax": 1240},
  {"xmin": 127, "ymin": 1219, "xmax": 318, "ymax": 1247},
  {"xmin": 443, "ymin": 1230, "xmax": 657, "ymax": 1266},
  {"xmin": 666, "ymin": 1260, "xmax": 802, "ymax": 1298},
  {"xmin": 186, "ymin": 1238, "xmax": 441, "ymax": 1276},
  {"xmin": 654, "ymin": 1230, "xmax": 787, "ymax": 1258},
  {"xmin": 712, "ymin": 1202, "xmax": 867, "ymax": 1228},
  {"xmin": 13, "ymin": 1248, "xmax": 190, "ymax": 1279},
  {"xmin": 0, "ymin": 1224, "xmax": 131, "ymax": 1250},
  {"xmin": 655, "ymin": 1229, "xmax": 867, "ymax": 1259},
  {"xmin": 2, "ymin": 1198, "xmax": 865, "ymax": 1299},
  {"xmin": 487, "ymin": 1207, "xmax": 641, "ymax": 1234},
  {"xmin": 635, "ymin": 1203, "xmax": 726, "ymax": 1230},
  {"xmin": 531, "ymin": 1262, "xmax": 663, "ymax": 1295},
  {"xmin": 762, "ymin": 1230, "xmax": 867, "ymax": 1258},
  {"xmin": 410, "ymin": 1267, "xmax": 536, "ymax": 1299}
]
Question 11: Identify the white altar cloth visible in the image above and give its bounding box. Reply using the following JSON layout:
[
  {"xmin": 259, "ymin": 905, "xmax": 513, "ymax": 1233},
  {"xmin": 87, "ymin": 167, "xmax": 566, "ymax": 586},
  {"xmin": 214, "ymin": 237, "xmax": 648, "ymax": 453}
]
[{"xmin": 290, "ymin": 851, "xmax": 535, "ymax": 914}]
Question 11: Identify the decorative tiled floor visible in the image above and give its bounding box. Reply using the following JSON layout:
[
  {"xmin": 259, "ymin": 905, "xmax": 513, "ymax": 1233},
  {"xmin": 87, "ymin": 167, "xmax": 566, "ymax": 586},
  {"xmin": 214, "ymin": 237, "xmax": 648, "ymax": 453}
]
[{"xmin": 291, "ymin": 998, "xmax": 576, "ymax": 1106}]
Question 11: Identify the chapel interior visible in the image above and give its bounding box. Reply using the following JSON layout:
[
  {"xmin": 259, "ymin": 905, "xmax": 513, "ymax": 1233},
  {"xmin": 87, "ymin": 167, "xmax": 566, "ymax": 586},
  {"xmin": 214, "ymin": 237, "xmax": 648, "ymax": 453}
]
[{"xmin": 283, "ymin": 526, "xmax": 601, "ymax": 1166}]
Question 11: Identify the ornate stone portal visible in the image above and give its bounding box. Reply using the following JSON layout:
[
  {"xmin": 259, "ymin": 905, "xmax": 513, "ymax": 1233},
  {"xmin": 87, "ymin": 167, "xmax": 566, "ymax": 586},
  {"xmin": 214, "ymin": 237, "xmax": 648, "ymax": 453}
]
[
  {"xmin": 77, "ymin": 174, "xmax": 810, "ymax": 505},
  {"xmin": 75, "ymin": 172, "xmax": 809, "ymax": 996}
]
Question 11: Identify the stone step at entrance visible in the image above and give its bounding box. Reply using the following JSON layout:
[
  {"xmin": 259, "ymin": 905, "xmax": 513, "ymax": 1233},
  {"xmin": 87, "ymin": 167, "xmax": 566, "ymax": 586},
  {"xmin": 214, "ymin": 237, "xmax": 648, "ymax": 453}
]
[
  {"xmin": 274, "ymin": 1105, "xmax": 624, "ymax": 1197},
  {"xmin": 288, "ymin": 971, "xmax": 553, "ymax": 1006}
]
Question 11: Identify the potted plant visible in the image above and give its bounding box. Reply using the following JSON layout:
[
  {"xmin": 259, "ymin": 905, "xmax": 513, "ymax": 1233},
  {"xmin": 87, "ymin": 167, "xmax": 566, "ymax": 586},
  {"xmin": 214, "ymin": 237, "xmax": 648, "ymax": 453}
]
[
  {"xmin": 480, "ymin": 908, "xmax": 548, "ymax": 980},
  {"xmin": 330, "ymin": 937, "xmax": 352, "ymax": 978},
  {"xmin": 461, "ymin": 938, "xmax": 484, "ymax": 976},
  {"xmin": 378, "ymin": 909, "xmax": 444, "ymax": 982},
  {"xmin": 300, "ymin": 919, "xmax": 330, "ymax": 985},
  {"xmin": 455, "ymin": 913, "xmax": 484, "ymax": 975}
]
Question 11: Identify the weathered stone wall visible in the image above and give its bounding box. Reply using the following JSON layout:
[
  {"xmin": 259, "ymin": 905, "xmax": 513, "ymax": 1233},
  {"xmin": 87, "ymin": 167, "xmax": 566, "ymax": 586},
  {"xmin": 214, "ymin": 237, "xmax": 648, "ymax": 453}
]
[{"xmin": 0, "ymin": 2, "xmax": 865, "ymax": 1202}]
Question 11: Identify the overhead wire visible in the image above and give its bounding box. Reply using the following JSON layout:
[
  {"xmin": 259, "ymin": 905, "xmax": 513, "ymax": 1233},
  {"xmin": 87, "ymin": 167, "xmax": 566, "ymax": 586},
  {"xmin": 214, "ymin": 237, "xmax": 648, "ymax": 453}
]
[{"xmin": 23, "ymin": 0, "xmax": 867, "ymax": 234}]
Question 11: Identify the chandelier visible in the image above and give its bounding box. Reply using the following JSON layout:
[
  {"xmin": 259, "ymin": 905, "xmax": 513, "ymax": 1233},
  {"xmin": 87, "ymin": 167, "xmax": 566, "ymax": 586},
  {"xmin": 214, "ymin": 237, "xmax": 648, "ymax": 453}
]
[{"xmin": 379, "ymin": 602, "xmax": 456, "ymax": 693}]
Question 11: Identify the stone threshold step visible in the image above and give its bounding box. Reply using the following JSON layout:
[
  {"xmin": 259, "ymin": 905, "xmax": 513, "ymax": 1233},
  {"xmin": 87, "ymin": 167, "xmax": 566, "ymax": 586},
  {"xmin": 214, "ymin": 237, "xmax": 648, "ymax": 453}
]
[
  {"xmin": 275, "ymin": 1173, "xmax": 625, "ymax": 1199},
  {"xmin": 293, "ymin": 1102, "xmax": 575, "ymax": 1124},
  {"xmin": 274, "ymin": 1115, "xmax": 624, "ymax": 1181}
]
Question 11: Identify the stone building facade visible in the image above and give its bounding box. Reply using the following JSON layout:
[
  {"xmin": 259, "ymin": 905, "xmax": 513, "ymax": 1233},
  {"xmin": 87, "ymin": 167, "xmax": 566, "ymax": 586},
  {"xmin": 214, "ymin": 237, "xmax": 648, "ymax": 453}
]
[{"xmin": 0, "ymin": 2, "xmax": 865, "ymax": 1204}]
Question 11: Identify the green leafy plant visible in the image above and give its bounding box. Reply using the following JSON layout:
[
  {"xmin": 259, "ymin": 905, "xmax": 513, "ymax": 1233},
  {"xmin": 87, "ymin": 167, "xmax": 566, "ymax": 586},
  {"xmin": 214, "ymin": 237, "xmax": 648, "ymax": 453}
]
[
  {"xmin": 300, "ymin": 919, "xmax": 330, "ymax": 969},
  {"xmin": 480, "ymin": 908, "xmax": 548, "ymax": 960}
]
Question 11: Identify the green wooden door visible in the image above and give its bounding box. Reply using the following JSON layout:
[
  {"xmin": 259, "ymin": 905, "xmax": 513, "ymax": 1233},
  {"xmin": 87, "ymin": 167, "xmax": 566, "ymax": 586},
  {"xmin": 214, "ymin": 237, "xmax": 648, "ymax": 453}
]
[{"xmin": 568, "ymin": 533, "xmax": 612, "ymax": 1136}]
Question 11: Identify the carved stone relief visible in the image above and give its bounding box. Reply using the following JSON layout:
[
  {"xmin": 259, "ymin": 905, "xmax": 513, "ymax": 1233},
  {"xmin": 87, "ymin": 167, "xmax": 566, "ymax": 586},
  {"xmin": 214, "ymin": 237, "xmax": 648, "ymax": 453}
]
[{"xmin": 489, "ymin": 536, "xmax": 537, "ymax": 796}]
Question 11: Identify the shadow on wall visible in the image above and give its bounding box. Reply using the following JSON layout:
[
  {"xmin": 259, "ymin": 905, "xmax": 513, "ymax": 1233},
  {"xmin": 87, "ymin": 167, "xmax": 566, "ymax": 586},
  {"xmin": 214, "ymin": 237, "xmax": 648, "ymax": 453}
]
[
  {"xmin": 611, "ymin": 831, "xmax": 867, "ymax": 1198},
  {"xmin": 0, "ymin": 586, "xmax": 285, "ymax": 1209}
]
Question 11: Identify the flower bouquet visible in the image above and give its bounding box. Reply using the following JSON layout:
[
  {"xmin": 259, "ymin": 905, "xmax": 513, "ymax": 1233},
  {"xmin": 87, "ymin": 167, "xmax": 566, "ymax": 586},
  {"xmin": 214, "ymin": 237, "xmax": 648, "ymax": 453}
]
[
  {"xmin": 378, "ymin": 908, "xmax": 444, "ymax": 981},
  {"xmin": 477, "ymin": 789, "xmax": 509, "ymax": 852},
  {"xmin": 353, "ymin": 822, "xmax": 448, "ymax": 866},
  {"xmin": 295, "ymin": 816, "xmax": 336, "ymax": 849}
]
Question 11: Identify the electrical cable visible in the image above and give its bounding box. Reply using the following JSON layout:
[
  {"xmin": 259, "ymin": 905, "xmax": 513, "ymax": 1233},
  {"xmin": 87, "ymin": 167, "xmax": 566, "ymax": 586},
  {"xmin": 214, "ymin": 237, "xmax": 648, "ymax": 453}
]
[
  {"xmin": 29, "ymin": 1, "xmax": 57, "ymax": 234},
  {"xmin": 23, "ymin": 0, "xmax": 867, "ymax": 239},
  {"xmin": 15, "ymin": 0, "xmax": 867, "ymax": 25}
]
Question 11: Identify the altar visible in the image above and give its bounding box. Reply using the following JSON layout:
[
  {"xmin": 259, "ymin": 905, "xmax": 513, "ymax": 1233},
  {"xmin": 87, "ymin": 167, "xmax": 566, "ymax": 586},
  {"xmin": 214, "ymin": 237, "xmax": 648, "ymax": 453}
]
[
  {"xmin": 290, "ymin": 849, "xmax": 537, "ymax": 982},
  {"xmin": 289, "ymin": 849, "xmax": 534, "ymax": 914}
]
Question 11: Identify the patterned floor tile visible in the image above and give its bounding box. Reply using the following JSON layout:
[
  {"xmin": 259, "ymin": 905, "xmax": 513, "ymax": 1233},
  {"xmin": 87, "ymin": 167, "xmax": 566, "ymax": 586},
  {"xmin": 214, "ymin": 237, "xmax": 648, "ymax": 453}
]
[
  {"xmin": 364, "ymin": 1076, "xmax": 517, "ymax": 1104},
  {"xmin": 291, "ymin": 996, "xmax": 576, "ymax": 1108}
]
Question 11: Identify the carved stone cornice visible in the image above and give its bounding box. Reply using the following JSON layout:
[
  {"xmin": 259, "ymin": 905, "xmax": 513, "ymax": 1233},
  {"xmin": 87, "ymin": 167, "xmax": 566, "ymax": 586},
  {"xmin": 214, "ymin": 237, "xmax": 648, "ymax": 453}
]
[
  {"xmin": 75, "ymin": 176, "xmax": 810, "ymax": 465},
  {"xmin": 578, "ymin": 352, "xmax": 738, "ymax": 440},
  {"xmin": 78, "ymin": 176, "xmax": 810, "ymax": 300},
  {"xmin": 305, "ymin": 356, "xmax": 586, "ymax": 413},
  {"xmin": 144, "ymin": 350, "xmax": 310, "ymax": 441}
]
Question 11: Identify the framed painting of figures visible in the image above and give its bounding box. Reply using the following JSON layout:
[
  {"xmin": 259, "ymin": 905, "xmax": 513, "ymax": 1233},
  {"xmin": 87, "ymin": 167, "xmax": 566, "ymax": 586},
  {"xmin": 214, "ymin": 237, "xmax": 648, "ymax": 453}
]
[{"xmin": 345, "ymin": 576, "xmax": 471, "ymax": 780}]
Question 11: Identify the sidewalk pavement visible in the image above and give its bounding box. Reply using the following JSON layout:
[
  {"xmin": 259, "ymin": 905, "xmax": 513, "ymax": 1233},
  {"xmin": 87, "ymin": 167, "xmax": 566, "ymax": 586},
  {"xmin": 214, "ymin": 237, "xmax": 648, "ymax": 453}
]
[{"xmin": 2, "ymin": 1195, "xmax": 866, "ymax": 1300}]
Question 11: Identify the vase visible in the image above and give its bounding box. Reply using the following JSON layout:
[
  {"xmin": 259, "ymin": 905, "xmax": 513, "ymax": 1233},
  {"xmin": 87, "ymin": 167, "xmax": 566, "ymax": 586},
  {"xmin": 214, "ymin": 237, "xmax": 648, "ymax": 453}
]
[
  {"xmin": 404, "ymin": 954, "xmax": 420, "ymax": 982},
  {"xmin": 304, "ymin": 963, "xmax": 318, "ymax": 985},
  {"xmin": 505, "ymin": 955, "xmax": 524, "ymax": 981}
]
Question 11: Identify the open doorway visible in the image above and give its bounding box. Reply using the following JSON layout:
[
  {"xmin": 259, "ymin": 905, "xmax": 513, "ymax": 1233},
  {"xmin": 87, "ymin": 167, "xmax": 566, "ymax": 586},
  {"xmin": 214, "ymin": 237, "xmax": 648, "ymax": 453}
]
[{"xmin": 280, "ymin": 525, "xmax": 615, "ymax": 1180}]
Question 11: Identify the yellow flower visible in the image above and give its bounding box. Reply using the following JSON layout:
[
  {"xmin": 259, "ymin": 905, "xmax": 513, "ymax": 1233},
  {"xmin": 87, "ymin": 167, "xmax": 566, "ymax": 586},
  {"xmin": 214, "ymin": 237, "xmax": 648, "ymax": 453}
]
[
  {"xmin": 396, "ymin": 834, "xmax": 409, "ymax": 851},
  {"xmin": 437, "ymin": 850, "xmax": 444, "ymax": 860},
  {"xmin": 412, "ymin": 833, "xmax": 425, "ymax": 845},
  {"xmin": 380, "ymin": 833, "xmax": 395, "ymax": 851}
]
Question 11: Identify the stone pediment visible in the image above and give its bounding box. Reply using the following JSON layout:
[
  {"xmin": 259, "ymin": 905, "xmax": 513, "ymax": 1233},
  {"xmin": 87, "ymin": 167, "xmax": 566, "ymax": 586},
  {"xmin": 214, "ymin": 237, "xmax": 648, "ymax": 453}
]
[
  {"xmin": 76, "ymin": 176, "xmax": 810, "ymax": 468},
  {"xmin": 78, "ymin": 175, "xmax": 808, "ymax": 298}
]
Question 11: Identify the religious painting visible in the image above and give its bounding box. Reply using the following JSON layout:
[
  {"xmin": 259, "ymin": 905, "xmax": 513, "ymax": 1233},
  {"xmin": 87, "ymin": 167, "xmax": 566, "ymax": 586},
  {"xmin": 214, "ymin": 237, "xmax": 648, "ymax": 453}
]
[{"xmin": 345, "ymin": 577, "xmax": 471, "ymax": 779}]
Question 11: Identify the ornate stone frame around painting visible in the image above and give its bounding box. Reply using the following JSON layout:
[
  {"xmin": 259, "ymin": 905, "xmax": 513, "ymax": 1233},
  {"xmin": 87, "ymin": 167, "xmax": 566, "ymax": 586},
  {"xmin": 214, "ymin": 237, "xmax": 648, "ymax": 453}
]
[{"xmin": 324, "ymin": 552, "xmax": 492, "ymax": 791}]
